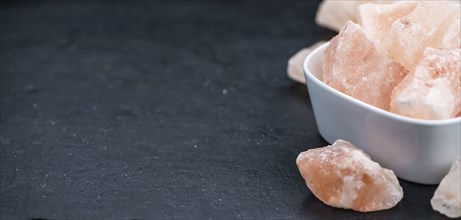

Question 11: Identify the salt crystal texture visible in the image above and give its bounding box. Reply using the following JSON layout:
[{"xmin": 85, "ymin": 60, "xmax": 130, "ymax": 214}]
[
  {"xmin": 296, "ymin": 139, "xmax": 403, "ymax": 212},
  {"xmin": 287, "ymin": 41, "xmax": 325, "ymax": 84},
  {"xmin": 316, "ymin": 0, "xmax": 364, "ymax": 32},
  {"xmin": 390, "ymin": 48, "xmax": 461, "ymax": 120},
  {"xmin": 316, "ymin": 0, "xmax": 396, "ymax": 32},
  {"xmin": 358, "ymin": 1, "xmax": 417, "ymax": 53},
  {"xmin": 387, "ymin": 1, "xmax": 461, "ymax": 70},
  {"xmin": 323, "ymin": 21, "xmax": 407, "ymax": 111},
  {"xmin": 431, "ymin": 159, "xmax": 461, "ymax": 218}
]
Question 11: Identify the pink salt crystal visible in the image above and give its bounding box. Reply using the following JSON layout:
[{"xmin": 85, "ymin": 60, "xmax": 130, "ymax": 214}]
[
  {"xmin": 358, "ymin": 1, "xmax": 417, "ymax": 53},
  {"xmin": 296, "ymin": 139, "xmax": 403, "ymax": 212},
  {"xmin": 387, "ymin": 1, "xmax": 461, "ymax": 70},
  {"xmin": 287, "ymin": 41, "xmax": 326, "ymax": 84},
  {"xmin": 431, "ymin": 159, "xmax": 461, "ymax": 218},
  {"xmin": 315, "ymin": 0, "xmax": 397, "ymax": 32},
  {"xmin": 390, "ymin": 48, "xmax": 461, "ymax": 120},
  {"xmin": 323, "ymin": 21, "xmax": 407, "ymax": 111},
  {"xmin": 315, "ymin": 0, "xmax": 364, "ymax": 32}
]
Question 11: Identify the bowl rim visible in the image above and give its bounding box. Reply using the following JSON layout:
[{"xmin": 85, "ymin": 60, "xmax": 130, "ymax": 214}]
[{"xmin": 303, "ymin": 42, "xmax": 461, "ymax": 126}]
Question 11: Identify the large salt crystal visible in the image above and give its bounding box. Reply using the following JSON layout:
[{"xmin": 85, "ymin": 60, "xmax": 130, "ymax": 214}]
[
  {"xmin": 296, "ymin": 139, "xmax": 403, "ymax": 212},
  {"xmin": 316, "ymin": 0, "xmax": 396, "ymax": 32},
  {"xmin": 316, "ymin": 0, "xmax": 364, "ymax": 32},
  {"xmin": 390, "ymin": 48, "xmax": 461, "ymax": 120},
  {"xmin": 287, "ymin": 41, "xmax": 325, "ymax": 84},
  {"xmin": 358, "ymin": 1, "xmax": 417, "ymax": 53},
  {"xmin": 431, "ymin": 159, "xmax": 461, "ymax": 218},
  {"xmin": 323, "ymin": 21, "xmax": 407, "ymax": 111},
  {"xmin": 387, "ymin": 1, "xmax": 461, "ymax": 70}
]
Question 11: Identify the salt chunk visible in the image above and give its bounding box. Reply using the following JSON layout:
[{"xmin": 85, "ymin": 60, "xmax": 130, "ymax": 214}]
[
  {"xmin": 287, "ymin": 41, "xmax": 325, "ymax": 84},
  {"xmin": 358, "ymin": 1, "xmax": 417, "ymax": 53},
  {"xmin": 316, "ymin": 0, "xmax": 364, "ymax": 32},
  {"xmin": 315, "ymin": 0, "xmax": 396, "ymax": 32},
  {"xmin": 431, "ymin": 159, "xmax": 461, "ymax": 218},
  {"xmin": 387, "ymin": 1, "xmax": 461, "ymax": 70},
  {"xmin": 296, "ymin": 139, "xmax": 403, "ymax": 212},
  {"xmin": 390, "ymin": 48, "xmax": 461, "ymax": 120},
  {"xmin": 323, "ymin": 21, "xmax": 407, "ymax": 111}
]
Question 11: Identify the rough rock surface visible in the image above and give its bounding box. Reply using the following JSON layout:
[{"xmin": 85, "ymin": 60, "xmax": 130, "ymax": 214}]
[
  {"xmin": 387, "ymin": 1, "xmax": 461, "ymax": 70},
  {"xmin": 296, "ymin": 139, "xmax": 403, "ymax": 212},
  {"xmin": 316, "ymin": 0, "xmax": 396, "ymax": 32},
  {"xmin": 431, "ymin": 159, "xmax": 461, "ymax": 218},
  {"xmin": 287, "ymin": 41, "xmax": 325, "ymax": 84},
  {"xmin": 323, "ymin": 21, "xmax": 407, "ymax": 111},
  {"xmin": 358, "ymin": 1, "xmax": 417, "ymax": 53},
  {"xmin": 390, "ymin": 48, "xmax": 461, "ymax": 120}
]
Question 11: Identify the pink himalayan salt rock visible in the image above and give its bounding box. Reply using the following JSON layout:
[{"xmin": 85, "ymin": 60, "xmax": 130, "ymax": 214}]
[
  {"xmin": 387, "ymin": 1, "xmax": 461, "ymax": 70},
  {"xmin": 431, "ymin": 159, "xmax": 461, "ymax": 218},
  {"xmin": 315, "ymin": 0, "xmax": 396, "ymax": 32},
  {"xmin": 390, "ymin": 48, "xmax": 461, "ymax": 120},
  {"xmin": 323, "ymin": 21, "xmax": 408, "ymax": 111},
  {"xmin": 358, "ymin": 1, "xmax": 417, "ymax": 53},
  {"xmin": 315, "ymin": 0, "xmax": 365, "ymax": 32},
  {"xmin": 296, "ymin": 139, "xmax": 403, "ymax": 212},
  {"xmin": 287, "ymin": 41, "xmax": 326, "ymax": 84}
]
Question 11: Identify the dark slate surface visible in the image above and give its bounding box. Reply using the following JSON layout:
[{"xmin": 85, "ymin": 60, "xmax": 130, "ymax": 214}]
[{"xmin": 0, "ymin": 1, "xmax": 448, "ymax": 219}]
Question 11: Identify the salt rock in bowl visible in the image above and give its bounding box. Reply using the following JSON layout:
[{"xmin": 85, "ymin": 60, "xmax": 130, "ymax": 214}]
[
  {"xmin": 303, "ymin": 42, "xmax": 461, "ymax": 184},
  {"xmin": 323, "ymin": 21, "xmax": 407, "ymax": 111},
  {"xmin": 296, "ymin": 139, "xmax": 403, "ymax": 212},
  {"xmin": 358, "ymin": 1, "xmax": 460, "ymax": 70},
  {"xmin": 390, "ymin": 48, "xmax": 461, "ymax": 120},
  {"xmin": 386, "ymin": 1, "xmax": 460, "ymax": 70},
  {"xmin": 358, "ymin": 1, "xmax": 418, "ymax": 53}
]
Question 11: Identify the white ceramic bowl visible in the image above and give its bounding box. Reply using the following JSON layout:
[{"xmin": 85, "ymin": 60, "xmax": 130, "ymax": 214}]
[{"xmin": 303, "ymin": 42, "xmax": 461, "ymax": 184}]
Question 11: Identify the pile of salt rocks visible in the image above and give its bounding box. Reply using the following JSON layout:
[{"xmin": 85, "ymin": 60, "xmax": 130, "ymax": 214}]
[
  {"xmin": 324, "ymin": 1, "xmax": 460, "ymax": 120},
  {"xmin": 291, "ymin": 1, "xmax": 461, "ymax": 218}
]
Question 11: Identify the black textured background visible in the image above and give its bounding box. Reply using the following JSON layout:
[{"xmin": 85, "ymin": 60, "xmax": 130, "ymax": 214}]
[{"xmin": 0, "ymin": 1, "xmax": 447, "ymax": 219}]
